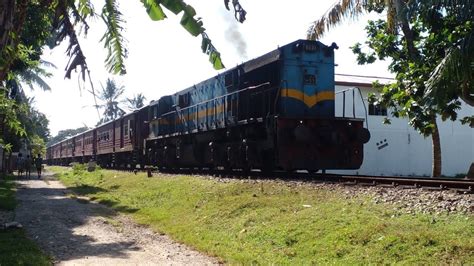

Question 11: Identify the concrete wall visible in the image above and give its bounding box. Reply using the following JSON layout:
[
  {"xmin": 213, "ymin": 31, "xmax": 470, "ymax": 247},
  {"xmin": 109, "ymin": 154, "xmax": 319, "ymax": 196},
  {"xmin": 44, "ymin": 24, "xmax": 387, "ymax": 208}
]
[{"xmin": 331, "ymin": 84, "xmax": 473, "ymax": 177}]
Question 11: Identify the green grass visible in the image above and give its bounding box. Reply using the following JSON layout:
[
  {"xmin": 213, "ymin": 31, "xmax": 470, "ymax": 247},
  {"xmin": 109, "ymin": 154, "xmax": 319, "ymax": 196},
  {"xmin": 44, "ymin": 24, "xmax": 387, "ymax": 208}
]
[
  {"xmin": 51, "ymin": 166, "xmax": 474, "ymax": 264},
  {"xmin": 0, "ymin": 176, "xmax": 16, "ymax": 210},
  {"xmin": 0, "ymin": 230, "xmax": 51, "ymax": 266},
  {"xmin": 0, "ymin": 175, "xmax": 51, "ymax": 266}
]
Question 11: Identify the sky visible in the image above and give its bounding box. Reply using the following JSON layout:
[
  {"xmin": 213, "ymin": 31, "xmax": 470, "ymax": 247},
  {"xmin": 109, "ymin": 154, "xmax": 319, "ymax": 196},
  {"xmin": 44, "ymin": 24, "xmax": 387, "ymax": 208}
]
[{"xmin": 34, "ymin": 0, "xmax": 392, "ymax": 136}]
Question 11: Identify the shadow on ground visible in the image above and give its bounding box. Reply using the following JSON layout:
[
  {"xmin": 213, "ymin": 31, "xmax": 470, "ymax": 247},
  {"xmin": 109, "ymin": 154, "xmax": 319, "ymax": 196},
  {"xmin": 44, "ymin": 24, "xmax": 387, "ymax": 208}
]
[{"xmin": 14, "ymin": 174, "xmax": 140, "ymax": 262}]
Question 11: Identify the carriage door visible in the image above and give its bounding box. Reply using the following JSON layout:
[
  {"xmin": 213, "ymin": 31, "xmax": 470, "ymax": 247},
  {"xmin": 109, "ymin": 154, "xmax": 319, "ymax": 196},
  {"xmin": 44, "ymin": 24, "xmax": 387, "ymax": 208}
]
[{"xmin": 120, "ymin": 119, "xmax": 124, "ymax": 148}]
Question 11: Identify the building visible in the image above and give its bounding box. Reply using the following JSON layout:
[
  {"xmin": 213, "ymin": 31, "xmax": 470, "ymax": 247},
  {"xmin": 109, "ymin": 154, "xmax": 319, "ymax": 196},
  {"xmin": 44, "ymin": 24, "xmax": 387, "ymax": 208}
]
[{"xmin": 332, "ymin": 74, "xmax": 474, "ymax": 177}]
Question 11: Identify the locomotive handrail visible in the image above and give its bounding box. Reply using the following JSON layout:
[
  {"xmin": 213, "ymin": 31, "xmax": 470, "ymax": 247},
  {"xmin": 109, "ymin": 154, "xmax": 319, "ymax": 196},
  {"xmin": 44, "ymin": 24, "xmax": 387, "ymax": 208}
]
[
  {"xmin": 156, "ymin": 82, "xmax": 275, "ymax": 135},
  {"xmin": 159, "ymin": 82, "xmax": 272, "ymax": 118},
  {"xmin": 335, "ymin": 87, "xmax": 369, "ymax": 128}
]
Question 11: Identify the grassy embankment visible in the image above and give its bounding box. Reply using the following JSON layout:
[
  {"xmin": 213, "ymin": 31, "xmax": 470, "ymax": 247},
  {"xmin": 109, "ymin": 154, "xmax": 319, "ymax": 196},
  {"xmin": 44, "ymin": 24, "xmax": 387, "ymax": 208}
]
[
  {"xmin": 0, "ymin": 175, "xmax": 51, "ymax": 265},
  {"xmin": 51, "ymin": 165, "xmax": 474, "ymax": 264}
]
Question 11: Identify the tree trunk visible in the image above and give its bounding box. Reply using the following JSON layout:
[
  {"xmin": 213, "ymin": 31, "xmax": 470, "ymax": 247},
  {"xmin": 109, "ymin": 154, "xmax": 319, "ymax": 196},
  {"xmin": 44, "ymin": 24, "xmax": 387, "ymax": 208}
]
[
  {"xmin": 431, "ymin": 118, "xmax": 442, "ymax": 177},
  {"xmin": 0, "ymin": 0, "xmax": 28, "ymax": 82},
  {"xmin": 393, "ymin": 0, "xmax": 419, "ymax": 60},
  {"xmin": 461, "ymin": 83, "xmax": 474, "ymax": 106}
]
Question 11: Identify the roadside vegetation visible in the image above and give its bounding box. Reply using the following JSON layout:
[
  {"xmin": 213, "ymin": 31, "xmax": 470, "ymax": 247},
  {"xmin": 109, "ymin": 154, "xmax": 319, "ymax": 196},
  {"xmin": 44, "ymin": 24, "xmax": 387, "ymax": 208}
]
[
  {"xmin": 0, "ymin": 176, "xmax": 51, "ymax": 265},
  {"xmin": 50, "ymin": 165, "xmax": 474, "ymax": 264}
]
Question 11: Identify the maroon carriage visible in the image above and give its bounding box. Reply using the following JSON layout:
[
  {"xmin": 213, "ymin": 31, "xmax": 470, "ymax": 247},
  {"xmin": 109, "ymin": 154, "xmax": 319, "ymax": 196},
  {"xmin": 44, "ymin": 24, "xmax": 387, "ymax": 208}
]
[
  {"xmin": 112, "ymin": 109, "xmax": 148, "ymax": 169},
  {"xmin": 51, "ymin": 142, "xmax": 61, "ymax": 165},
  {"xmin": 61, "ymin": 138, "xmax": 74, "ymax": 165},
  {"xmin": 96, "ymin": 121, "xmax": 115, "ymax": 167}
]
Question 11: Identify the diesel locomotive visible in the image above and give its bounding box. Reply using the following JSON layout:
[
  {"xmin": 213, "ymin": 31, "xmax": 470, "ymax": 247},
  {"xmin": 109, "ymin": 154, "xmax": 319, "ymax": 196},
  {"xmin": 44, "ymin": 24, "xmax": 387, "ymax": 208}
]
[{"xmin": 46, "ymin": 39, "xmax": 371, "ymax": 172}]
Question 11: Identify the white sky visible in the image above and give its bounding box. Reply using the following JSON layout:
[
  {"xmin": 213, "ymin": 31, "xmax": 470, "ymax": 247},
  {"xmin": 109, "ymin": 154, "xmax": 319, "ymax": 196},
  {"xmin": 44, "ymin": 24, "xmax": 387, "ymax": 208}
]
[{"xmin": 34, "ymin": 0, "xmax": 391, "ymax": 136}]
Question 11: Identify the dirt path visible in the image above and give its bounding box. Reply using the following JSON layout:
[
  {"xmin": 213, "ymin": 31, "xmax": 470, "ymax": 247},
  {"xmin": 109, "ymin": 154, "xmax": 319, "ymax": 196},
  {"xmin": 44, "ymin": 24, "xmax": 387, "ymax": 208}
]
[{"xmin": 14, "ymin": 173, "xmax": 218, "ymax": 265}]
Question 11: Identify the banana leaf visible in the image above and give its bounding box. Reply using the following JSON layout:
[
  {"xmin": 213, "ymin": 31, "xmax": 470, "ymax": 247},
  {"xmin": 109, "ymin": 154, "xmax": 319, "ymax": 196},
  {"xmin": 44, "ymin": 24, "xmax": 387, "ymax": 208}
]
[
  {"xmin": 180, "ymin": 14, "xmax": 203, "ymax": 36},
  {"xmin": 142, "ymin": 0, "xmax": 166, "ymax": 21},
  {"xmin": 210, "ymin": 51, "xmax": 224, "ymax": 70},
  {"xmin": 160, "ymin": 0, "xmax": 184, "ymax": 15}
]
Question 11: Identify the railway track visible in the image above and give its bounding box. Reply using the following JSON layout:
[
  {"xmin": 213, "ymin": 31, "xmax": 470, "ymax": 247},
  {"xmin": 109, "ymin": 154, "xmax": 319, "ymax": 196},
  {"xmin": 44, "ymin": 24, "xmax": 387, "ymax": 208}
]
[{"xmin": 152, "ymin": 168, "xmax": 474, "ymax": 193}]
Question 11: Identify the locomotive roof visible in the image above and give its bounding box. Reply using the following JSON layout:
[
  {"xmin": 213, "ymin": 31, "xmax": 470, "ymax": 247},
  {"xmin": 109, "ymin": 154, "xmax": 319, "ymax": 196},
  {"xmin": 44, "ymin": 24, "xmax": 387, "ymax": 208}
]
[{"xmin": 165, "ymin": 39, "xmax": 329, "ymax": 98}]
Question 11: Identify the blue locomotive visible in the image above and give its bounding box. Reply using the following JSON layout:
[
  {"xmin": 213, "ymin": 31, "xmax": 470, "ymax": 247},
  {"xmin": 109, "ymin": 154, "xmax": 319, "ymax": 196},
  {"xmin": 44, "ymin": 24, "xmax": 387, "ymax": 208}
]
[
  {"xmin": 47, "ymin": 40, "xmax": 370, "ymax": 172},
  {"xmin": 145, "ymin": 39, "xmax": 370, "ymax": 171}
]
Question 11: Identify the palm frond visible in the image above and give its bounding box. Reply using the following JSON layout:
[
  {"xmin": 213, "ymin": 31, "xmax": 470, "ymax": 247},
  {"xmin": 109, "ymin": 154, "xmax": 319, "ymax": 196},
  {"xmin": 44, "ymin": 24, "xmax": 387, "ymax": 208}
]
[
  {"xmin": 411, "ymin": 0, "xmax": 474, "ymax": 21},
  {"xmin": 101, "ymin": 0, "xmax": 127, "ymax": 75},
  {"xmin": 54, "ymin": 1, "xmax": 89, "ymax": 81},
  {"xmin": 127, "ymin": 93, "xmax": 147, "ymax": 110},
  {"xmin": 97, "ymin": 78, "xmax": 126, "ymax": 121},
  {"xmin": 425, "ymin": 29, "xmax": 474, "ymax": 106},
  {"xmin": 77, "ymin": 0, "xmax": 96, "ymax": 19},
  {"xmin": 307, "ymin": 0, "xmax": 369, "ymax": 40},
  {"xmin": 39, "ymin": 59, "xmax": 57, "ymax": 69},
  {"xmin": 17, "ymin": 69, "xmax": 52, "ymax": 91}
]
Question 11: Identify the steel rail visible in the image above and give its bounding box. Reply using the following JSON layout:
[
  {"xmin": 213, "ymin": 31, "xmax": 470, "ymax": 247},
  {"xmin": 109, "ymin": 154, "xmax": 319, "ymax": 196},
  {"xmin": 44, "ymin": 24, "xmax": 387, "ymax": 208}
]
[{"xmin": 150, "ymin": 168, "xmax": 473, "ymax": 193}]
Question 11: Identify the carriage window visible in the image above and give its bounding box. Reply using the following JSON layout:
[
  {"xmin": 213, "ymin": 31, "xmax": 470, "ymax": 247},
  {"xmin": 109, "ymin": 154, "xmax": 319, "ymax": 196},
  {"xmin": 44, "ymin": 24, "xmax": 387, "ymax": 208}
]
[{"xmin": 124, "ymin": 123, "xmax": 129, "ymax": 139}]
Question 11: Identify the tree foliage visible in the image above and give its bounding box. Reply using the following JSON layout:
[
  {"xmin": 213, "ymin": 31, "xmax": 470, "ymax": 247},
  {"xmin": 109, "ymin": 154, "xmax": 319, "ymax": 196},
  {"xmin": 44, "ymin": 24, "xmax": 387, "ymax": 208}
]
[
  {"xmin": 47, "ymin": 126, "xmax": 89, "ymax": 146},
  {"xmin": 1, "ymin": 88, "xmax": 50, "ymax": 154},
  {"xmin": 349, "ymin": 5, "xmax": 473, "ymax": 176},
  {"xmin": 126, "ymin": 93, "xmax": 147, "ymax": 111},
  {"xmin": 96, "ymin": 78, "xmax": 125, "ymax": 125},
  {"xmin": 307, "ymin": 0, "xmax": 474, "ymax": 112},
  {"xmin": 1, "ymin": 1, "xmax": 54, "ymax": 152},
  {"xmin": 354, "ymin": 16, "xmax": 471, "ymax": 128},
  {"xmin": 0, "ymin": 90, "xmax": 26, "ymax": 152}
]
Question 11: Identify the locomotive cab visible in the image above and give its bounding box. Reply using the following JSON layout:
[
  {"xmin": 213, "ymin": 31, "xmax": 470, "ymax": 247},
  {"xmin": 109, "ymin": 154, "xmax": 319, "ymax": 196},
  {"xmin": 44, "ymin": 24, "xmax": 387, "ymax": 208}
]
[
  {"xmin": 274, "ymin": 40, "xmax": 370, "ymax": 171},
  {"xmin": 279, "ymin": 40, "xmax": 336, "ymax": 118}
]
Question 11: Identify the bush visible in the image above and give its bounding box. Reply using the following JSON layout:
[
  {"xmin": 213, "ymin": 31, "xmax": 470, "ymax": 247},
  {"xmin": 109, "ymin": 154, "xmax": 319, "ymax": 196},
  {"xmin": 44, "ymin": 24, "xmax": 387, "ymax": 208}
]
[{"xmin": 72, "ymin": 163, "xmax": 87, "ymax": 175}]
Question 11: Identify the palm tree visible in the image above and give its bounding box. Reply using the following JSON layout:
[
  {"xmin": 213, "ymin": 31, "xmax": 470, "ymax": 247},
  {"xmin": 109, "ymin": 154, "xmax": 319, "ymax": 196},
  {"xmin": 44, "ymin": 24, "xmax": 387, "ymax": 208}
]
[
  {"xmin": 126, "ymin": 93, "xmax": 147, "ymax": 111},
  {"xmin": 96, "ymin": 78, "xmax": 125, "ymax": 124},
  {"xmin": 307, "ymin": 0, "xmax": 474, "ymax": 107},
  {"xmin": 8, "ymin": 60, "xmax": 56, "ymax": 96}
]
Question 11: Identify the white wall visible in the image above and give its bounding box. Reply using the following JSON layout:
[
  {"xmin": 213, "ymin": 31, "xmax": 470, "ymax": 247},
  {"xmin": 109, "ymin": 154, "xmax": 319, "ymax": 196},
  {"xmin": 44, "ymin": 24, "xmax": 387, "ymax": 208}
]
[{"xmin": 331, "ymin": 85, "xmax": 474, "ymax": 177}]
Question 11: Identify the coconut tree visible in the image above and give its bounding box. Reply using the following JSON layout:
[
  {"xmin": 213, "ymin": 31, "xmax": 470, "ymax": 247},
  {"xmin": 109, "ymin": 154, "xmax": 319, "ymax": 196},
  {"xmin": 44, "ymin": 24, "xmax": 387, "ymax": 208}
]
[
  {"xmin": 126, "ymin": 93, "xmax": 147, "ymax": 111},
  {"xmin": 96, "ymin": 78, "xmax": 126, "ymax": 124}
]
